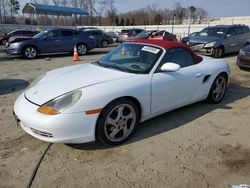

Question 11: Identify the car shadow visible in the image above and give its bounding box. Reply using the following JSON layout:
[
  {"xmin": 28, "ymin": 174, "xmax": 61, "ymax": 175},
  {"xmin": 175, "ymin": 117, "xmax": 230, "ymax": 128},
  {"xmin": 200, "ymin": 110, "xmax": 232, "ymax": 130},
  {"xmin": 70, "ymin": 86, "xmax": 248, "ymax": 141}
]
[
  {"xmin": 67, "ymin": 83, "xmax": 250, "ymax": 150},
  {"xmin": 0, "ymin": 79, "xmax": 29, "ymax": 95}
]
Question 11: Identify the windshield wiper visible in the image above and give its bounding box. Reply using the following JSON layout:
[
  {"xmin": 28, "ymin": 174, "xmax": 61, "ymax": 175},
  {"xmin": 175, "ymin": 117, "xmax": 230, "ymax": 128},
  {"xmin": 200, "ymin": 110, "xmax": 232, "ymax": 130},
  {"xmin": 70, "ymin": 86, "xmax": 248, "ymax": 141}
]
[{"xmin": 105, "ymin": 64, "xmax": 130, "ymax": 73}]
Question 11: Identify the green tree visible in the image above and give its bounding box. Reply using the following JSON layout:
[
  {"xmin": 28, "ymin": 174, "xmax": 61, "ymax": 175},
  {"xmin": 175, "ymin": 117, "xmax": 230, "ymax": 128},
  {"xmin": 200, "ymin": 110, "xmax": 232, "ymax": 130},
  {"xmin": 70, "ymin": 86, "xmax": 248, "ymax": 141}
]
[
  {"xmin": 115, "ymin": 16, "xmax": 119, "ymax": 26},
  {"xmin": 125, "ymin": 18, "xmax": 130, "ymax": 26},
  {"xmin": 120, "ymin": 17, "xmax": 125, "ymax": 26},
  {"xmin": 154, "ymin": 14, "xmax": 162, "ymax": 25},
  {"xmin": 189, "ymin": 6, "xmax": 196, "ymax": 24}
]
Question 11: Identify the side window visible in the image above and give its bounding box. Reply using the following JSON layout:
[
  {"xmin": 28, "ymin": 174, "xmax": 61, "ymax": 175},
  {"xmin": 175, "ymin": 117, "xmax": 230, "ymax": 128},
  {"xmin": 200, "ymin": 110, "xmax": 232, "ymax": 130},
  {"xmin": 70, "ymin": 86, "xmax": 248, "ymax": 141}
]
[
  {"xmin": 92, "ymin": 31, "xmax": 101, "ymax": 36},
  {"xmin": 73, "ymin": 31, "xmax": 81, "ymax": 35},
  {"xmin": 227, "ymin": 28, "xmax": 237, "ymax": 36},
  {"xmin": 46, "ymin": 30, "xmax": 60, "ymax": 38},
  {"xmin": 61, "ymin": 30, "xmax": 73, "ymax": 37},
  {"xmin": 13, "ymin": 31, "xmax": 22, "ymax": 36},
  {"xmin": 157, "ymin": 48, "xmax": 194, "ymax": 71}
]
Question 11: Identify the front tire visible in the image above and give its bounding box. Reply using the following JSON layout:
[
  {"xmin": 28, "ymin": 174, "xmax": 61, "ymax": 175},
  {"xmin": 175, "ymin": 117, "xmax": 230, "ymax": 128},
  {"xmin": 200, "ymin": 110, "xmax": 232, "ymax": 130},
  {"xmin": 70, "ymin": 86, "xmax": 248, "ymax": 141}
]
[
  {"xmin": 96, "ymin": 99, "xmax": 139, "ymax": 145},
  {"xmin": 207, "ymin": 73, "xmax": 227, "ymax": 103},
  {"xmin": 22, "ymin": 46, "xmax": 38, "ymax": 59},
  {"xmin": 214, "ymin": 46, "xmax": 224, "ymax": 58}
]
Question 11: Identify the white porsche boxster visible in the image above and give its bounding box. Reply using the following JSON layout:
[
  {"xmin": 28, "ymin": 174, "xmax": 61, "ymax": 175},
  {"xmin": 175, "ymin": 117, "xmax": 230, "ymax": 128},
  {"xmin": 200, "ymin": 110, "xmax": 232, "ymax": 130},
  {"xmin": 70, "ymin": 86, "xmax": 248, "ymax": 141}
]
[{"xmin": 14, "ymin": 39, "xmax": 230, "ymax": 145}]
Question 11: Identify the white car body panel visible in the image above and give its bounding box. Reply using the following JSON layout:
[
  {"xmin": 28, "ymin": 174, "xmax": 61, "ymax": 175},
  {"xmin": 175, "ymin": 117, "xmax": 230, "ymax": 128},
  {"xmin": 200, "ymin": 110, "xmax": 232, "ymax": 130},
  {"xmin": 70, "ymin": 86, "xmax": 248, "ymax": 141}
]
[{"xmin": 14, "ymin": 46, "xmax": 230, "ymax": 143}]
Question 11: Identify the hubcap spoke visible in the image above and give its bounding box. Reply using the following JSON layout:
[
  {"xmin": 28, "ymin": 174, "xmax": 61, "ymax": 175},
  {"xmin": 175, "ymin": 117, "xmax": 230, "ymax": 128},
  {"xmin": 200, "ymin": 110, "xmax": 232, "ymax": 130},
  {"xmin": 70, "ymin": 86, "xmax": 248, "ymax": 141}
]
[
  {"xmin": 110, "ymin": 128, "xmax": 120, "ymax": 138},
  {"xmin": 107, "ymin": 117, "xmax": 117, "ymax": 127},
  {"xmin": 116, "ymin": 106, "xmax": 125, "ymax": 120}
]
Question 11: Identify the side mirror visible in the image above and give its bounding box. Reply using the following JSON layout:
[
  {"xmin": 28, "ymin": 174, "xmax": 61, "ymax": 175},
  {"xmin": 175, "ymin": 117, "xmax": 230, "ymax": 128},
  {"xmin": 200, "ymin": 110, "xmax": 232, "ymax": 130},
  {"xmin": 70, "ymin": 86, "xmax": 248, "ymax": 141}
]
[{"xmin": 161, "ymin": 62, "xmax": 180, "ymax": 72}]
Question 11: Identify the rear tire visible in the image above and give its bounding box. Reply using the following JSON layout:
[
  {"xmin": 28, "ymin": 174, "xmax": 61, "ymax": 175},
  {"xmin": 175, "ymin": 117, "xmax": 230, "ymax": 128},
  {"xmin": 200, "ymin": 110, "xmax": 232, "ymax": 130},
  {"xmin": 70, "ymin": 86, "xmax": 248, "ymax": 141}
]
[
  {"xmin": 96, "ymin": 99, "xmax": 139, "ymax": 145},
  {"xmin": 207, "ymin": 73, "xmax": 227, "ymax": 104},
  {"xmin": 77, "ymin": 43, "xmax": 88, "ymax": 55},
  {"xmin": 101, "ymin": 40, "xmax": 108, "ymax": 48}
]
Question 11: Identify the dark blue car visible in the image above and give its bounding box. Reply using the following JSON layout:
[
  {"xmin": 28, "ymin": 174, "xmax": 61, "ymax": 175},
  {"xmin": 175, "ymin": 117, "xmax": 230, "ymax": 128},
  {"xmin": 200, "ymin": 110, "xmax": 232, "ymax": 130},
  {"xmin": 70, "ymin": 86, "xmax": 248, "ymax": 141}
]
[{"xmin": 5, "ymin": 28, "xmax": 96, "ymax": 59}]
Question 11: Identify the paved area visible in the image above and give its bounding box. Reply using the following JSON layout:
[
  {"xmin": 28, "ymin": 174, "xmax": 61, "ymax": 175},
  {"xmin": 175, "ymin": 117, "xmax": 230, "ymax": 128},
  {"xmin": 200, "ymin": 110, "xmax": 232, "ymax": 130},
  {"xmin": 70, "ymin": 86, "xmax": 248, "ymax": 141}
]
[{"xmin": 0, "ymin": 45, "xmax": 249, "ymax": 188}]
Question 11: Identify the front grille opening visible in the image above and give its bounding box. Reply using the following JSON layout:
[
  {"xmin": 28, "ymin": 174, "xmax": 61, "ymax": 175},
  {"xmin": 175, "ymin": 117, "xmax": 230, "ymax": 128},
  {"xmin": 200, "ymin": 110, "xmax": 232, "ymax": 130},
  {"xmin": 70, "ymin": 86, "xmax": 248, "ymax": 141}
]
[{"xmin": 31, "ymin": 128, "xmax": 53, "ymax": 138}]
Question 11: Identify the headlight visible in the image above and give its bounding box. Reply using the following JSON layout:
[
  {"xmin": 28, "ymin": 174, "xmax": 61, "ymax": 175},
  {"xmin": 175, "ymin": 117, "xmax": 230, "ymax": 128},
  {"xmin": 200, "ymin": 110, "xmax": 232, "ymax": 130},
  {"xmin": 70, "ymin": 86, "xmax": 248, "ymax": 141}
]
[
  {"xmin": 204, "ymin": 41, "xmax": 216, "ymax": 48},
  {"xmin": 29, "ymin": 73, "xmax": 47, "ymax": 88},
  {"xmin": 10, "ymin": 42, "xmax": 21, "ymax": 47},
  {"xmin": 38, "ymin": 90, "xmax": 82, "ymax": 115},
  {"xmin": 239, "ymin": 49, "xmax": 246, "ymax": 56}
]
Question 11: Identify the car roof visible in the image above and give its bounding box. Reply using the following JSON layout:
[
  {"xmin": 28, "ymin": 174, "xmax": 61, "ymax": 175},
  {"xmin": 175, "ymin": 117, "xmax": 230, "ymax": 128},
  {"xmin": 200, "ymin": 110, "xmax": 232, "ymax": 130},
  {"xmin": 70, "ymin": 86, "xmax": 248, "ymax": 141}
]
[
  {"xmin": 127, "ymin": 39, "xmax": 202, "ymax": 64},
  {"xmin": 127, "ymin": 39, "xmax": 189, "ymax": 50},
  {"xmin": 207, "ymin": 24, "xmax": 248, "ymax": 29}
]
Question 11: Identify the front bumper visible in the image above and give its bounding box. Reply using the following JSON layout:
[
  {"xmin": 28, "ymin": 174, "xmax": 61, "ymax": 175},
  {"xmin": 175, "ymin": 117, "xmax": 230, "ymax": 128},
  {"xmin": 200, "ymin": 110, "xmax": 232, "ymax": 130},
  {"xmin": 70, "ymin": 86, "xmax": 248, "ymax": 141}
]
[
  {"xmin": 13, "ymin": 93, "xmax": 99, "ymax": 143},
  {"xmin": 190, "ymin": 44, "xmax": 215, "ymax": 56},
  {"xmin": 5, "ymin": 47, "xmax": 22, "ymax": 56},
  {"xmin": 236, "ymin": 55, "xmax": 250, "ymax": 68}
]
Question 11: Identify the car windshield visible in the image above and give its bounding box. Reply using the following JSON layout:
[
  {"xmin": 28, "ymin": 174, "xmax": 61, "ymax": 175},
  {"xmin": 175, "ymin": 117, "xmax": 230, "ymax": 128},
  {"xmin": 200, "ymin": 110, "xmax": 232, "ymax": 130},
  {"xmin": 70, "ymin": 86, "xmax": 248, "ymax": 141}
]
[
  {"xmin": 136, "ymin": 31, "xmax": 153, "ymax": 38},
  {"xmin": 198, "ymin": 27, "xmax": 227, "ymax": 37},
  {"xmin": 33, "ymin": 31, "xmax": 47, "ymax": 38},
  {"xmin": 93, "ymin": 43, "xmax": 163, "ymax": 74}
]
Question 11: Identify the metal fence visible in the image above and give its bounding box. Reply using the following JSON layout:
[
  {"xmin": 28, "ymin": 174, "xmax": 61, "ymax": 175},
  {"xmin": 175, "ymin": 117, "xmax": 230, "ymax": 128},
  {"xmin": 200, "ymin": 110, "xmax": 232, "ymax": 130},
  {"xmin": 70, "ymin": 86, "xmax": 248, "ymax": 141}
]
[{"xmin": 1, "ymin": 22, "xmax": 250, "ymax": 38}]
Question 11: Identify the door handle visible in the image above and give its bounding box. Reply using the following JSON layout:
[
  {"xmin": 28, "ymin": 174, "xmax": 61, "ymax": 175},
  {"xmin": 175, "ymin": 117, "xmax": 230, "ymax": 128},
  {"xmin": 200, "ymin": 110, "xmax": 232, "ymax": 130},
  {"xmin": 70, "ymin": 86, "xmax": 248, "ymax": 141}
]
[
  {"xmin": 55, "ymin": 40, "xmax": 61, "ymax": 42},
  {"xmin": 196, "ymin": 73, "xmax": 202, "ymax": 77}
]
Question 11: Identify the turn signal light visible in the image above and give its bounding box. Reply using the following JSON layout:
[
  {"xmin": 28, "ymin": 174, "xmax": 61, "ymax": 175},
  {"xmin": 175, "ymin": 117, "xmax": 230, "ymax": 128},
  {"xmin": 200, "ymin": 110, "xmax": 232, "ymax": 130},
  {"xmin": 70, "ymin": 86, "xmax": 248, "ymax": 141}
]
[{"xmin": 38, "ymin": 106, "xmax": 60, "ymax": 115}]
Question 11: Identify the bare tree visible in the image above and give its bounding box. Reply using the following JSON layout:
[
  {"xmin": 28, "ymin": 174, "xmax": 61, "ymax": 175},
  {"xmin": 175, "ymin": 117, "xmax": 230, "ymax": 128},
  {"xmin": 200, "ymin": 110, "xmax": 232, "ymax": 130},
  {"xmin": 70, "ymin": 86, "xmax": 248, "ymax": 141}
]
[
  {"xmin": 95, "ymin": 0, "xmax": 107, "ymax": 25},
  {"xmin": 105, "ymin": 0, "xmax": 116, "ymax": 25}
]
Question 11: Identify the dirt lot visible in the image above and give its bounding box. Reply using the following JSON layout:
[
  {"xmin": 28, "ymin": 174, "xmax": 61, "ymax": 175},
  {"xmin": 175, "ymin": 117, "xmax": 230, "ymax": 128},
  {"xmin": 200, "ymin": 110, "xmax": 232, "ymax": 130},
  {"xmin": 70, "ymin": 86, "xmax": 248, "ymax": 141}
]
[{"xmin": 0, "ymin": 45, "xmax": 249, "ymax": 188}]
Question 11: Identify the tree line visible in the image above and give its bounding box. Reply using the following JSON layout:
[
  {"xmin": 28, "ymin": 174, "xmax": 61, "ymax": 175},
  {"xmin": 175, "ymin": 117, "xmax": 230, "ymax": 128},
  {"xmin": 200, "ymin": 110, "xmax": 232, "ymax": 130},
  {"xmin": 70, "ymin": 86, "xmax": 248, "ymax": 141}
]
[{"xmin": 0, "ymin": 0, "xmax": 208, "ymax": 26}]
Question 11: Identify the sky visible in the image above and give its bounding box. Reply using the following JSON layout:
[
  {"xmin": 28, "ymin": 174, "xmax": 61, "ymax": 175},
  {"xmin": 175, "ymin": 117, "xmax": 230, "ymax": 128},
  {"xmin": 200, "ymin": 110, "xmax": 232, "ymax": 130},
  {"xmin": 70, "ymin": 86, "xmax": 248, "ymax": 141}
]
[{"xmin": 19, "ymin": 0, "xmax": 250, "ymax": 18}]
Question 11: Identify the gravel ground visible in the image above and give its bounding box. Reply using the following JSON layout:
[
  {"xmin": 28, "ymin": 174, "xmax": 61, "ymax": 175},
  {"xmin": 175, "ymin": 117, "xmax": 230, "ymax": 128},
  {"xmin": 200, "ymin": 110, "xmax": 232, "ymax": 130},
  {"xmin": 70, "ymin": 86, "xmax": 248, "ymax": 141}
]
[{"xmin": 0, "ymin": 45, "xmax": 249, "ymax": 188}]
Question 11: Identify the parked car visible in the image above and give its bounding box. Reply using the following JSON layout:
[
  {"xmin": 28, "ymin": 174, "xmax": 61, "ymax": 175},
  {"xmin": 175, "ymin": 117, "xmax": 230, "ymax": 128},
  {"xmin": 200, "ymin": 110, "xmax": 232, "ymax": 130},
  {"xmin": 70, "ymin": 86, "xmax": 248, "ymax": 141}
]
[
  {"xmin": 5, "ymin": 28, "xmax": 96, "ymax": 59},
  {"xmin": 117, "ymin": 28, "xmax": 145, "ymax": 43},
  {"xmin": 181, "ymin": 32, "xmax": 199, "ymax": 43},
  {"xmin": 1, "ymin": 29, "xmax": 39, "ymax": 45},
  {"xmin": 106, "ymin": 31, "xmax": 120, "ymax": 42},
  {"xmin": 13, "ymin": 39, "xmax": 230, "ymax": 145},
  {"xmin": 81, "ymin": 29, "xmax": 113, "ymax": 48},
  {"xmin": 128, "ymin": 30, "xmax": 177, "ymax": 41},
  {"xmin": 185, "ymin": 25, "xmax": 250, "ymax": 58},
  {"xmin": 0, "ymin": 31, "xmax": 8, "ymax": 45},
  {"xmin": 236, "ymin": 45, "xmax": 250, "ymax": 69}
]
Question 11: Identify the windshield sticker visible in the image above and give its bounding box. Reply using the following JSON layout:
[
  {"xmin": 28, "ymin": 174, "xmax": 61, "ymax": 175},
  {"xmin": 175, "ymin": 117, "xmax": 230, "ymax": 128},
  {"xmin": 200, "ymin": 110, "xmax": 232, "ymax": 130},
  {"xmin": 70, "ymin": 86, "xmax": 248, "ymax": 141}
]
[{"xmin": 141, "ymin": 46, "xmax": 160, "ymax": 54}]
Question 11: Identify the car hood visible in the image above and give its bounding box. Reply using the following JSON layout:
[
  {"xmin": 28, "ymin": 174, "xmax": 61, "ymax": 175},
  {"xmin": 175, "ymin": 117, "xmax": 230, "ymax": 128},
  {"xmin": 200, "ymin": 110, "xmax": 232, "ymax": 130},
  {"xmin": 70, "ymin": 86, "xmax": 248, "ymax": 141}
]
[
  {"xmin": 188, "ymin": 36, "xmax": 220, "ymax": 44},
  {"xmin": 25, "ymin": 63, "xmax": 135, "ymax": 105},
  {"xmin": 9, "ymin": 36, "xmax": 32, "ymax": 43}
]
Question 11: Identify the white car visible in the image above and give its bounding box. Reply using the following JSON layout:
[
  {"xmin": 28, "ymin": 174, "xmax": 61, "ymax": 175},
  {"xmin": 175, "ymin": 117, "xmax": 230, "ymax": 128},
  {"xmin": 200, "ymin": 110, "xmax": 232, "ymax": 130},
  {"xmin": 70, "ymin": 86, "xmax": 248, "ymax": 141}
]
[{"xmin": 14, "ymin": 39, "xmax": 230, "ymax": 145}]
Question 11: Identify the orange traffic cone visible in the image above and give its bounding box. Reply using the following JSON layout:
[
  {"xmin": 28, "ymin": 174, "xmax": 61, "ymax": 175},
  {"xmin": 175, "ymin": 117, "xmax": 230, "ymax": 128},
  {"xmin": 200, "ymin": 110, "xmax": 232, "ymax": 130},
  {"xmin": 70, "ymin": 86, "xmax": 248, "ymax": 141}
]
[{"xmin": 73, "ymin": 45, "xmax": 80, "ymax": 61}]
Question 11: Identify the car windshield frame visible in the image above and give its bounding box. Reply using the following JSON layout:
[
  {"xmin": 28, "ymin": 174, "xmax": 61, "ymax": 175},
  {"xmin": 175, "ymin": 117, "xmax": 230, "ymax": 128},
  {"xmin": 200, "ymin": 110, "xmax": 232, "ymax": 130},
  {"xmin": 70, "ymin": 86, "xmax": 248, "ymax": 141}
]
[
  {"xmin": 198, "ymin": 27, "xmax": 227, "ymax": 38},
  {"xmin": 93, "ymin": 43, "xmax": 163, "ymax": 74},
  {"xmin": 33, "ymin": 31, "xmax": 47, "ymax": 38}
]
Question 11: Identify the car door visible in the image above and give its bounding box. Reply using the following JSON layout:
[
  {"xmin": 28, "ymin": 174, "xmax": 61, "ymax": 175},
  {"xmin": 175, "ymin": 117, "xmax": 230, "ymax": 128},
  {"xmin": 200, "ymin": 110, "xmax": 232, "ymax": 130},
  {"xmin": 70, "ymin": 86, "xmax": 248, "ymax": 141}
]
[
  {"xmin": 38, "ymin": 30, "xmax": 60, "ymax": 53},
  {"xmin": 224, "ymin": 27, "xmax": 241, "ymax": 53},
  {"xmin": 92, "ymin": 30, "xmax": 102, "ymax": 46},
  {"xmin": 59, "ymin": 30, "xmax": 75, "ymax": 52},
  {"xmin": 151, "ymin": 48, "xmax": 203, "ymax": 114}
]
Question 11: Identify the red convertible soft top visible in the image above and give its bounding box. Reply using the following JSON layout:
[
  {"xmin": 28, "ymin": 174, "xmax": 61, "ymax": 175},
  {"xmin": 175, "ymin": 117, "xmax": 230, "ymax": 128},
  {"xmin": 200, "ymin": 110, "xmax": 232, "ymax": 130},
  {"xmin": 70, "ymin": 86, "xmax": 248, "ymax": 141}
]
[{"xmin": 128, "ymin": 39, "xmax": 202, "ymax": 64}]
